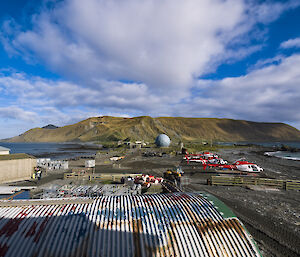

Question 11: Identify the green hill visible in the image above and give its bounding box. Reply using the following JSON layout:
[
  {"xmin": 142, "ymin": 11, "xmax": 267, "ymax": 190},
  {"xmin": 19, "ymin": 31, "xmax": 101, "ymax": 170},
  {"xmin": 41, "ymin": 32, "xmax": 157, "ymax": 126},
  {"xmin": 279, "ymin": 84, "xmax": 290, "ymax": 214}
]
[{"xmin": 3, "ymin": 116, "xmax": 300, "ymax": 142}]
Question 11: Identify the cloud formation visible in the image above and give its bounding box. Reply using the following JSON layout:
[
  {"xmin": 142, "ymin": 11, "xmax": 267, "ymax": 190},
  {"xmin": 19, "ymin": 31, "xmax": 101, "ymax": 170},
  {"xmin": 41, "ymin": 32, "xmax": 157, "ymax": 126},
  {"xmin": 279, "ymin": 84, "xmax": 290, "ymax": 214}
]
[
  {"xmin": 280, "ymin": 37, "xmax": 300, "ymax": 49},
  {"xmin": 3, "ymin": 0, "xmax": 297, "ymax": 95},
  {"xmin": 0, "ymin": 106, "xmax": 38, "ymax": 121},
  {"xmin": 2, "ymin": 53, "xmax": 300, "ymax": 127},
  {"xmin": 0, "ymin": 73, "xmax": 165, "ymax": 113},
  {"xmin": 2, "ymin": 0, "xmax": 238, "ymax": 94},
  {"xmin": 184, "ymin": 54, "xmax": 300, "ymax": 127}
]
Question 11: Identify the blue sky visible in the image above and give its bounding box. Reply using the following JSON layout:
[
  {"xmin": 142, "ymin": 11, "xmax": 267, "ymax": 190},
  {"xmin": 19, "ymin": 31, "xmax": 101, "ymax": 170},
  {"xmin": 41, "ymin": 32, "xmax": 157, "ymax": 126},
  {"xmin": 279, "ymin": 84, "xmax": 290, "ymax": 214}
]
[{"xmin": 0, "ymin": 0, "xmax": 300, "ymax": 139}]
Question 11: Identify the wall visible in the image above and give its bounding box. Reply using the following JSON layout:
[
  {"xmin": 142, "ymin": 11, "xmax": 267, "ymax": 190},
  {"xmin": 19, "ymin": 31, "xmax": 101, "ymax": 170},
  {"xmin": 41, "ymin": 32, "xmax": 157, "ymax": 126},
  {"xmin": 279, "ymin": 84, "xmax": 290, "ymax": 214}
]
[{"xmin": 0, "ymin": 158, "xmax": 37, "ymax": 183}]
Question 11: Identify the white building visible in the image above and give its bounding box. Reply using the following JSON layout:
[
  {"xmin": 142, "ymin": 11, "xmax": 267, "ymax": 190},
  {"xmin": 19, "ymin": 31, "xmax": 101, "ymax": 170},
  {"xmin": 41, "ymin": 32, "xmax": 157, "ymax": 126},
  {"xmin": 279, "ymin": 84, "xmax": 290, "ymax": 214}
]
[
  {"xmin": 37, "ymin": 158, "xmax": 69, "ymax": 170},
  {"xmin": 85, "ymin": 160, "xmax": 95, "ymax": 168},
  {"xmin": 0, "ymin": 153, "xmax": 36, "ymax": 183},
  {"xmin": 0, "ymin": 146, "xmax": 10, "ymax": 155}
]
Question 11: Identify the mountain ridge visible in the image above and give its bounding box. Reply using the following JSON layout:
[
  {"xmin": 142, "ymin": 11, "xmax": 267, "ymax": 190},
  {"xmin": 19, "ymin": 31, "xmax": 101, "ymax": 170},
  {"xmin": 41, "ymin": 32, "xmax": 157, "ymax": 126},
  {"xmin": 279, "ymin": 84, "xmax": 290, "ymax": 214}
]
[
  {"xmin": 3, "ymin": 116, "xmax": 300, "ymax": 143},
  {"xmin": 42, "ymin": 124, "xmax": 59, "ymax": 129}
]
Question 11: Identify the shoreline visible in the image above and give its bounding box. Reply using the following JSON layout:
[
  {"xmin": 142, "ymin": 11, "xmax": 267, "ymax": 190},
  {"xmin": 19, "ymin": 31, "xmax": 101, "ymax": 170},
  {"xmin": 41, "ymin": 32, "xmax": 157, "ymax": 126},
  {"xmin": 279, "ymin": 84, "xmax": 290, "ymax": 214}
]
[
  {"xmin": 0, "ymin": 142, "xmax": 101, "ymax": 160},
  {"xmin": 217, "ymin": 146, "xmax": 300, "ymax": 180},
  {"xmin": 264, "ymin": 150, "xmax": 300, "ymax": 161}
]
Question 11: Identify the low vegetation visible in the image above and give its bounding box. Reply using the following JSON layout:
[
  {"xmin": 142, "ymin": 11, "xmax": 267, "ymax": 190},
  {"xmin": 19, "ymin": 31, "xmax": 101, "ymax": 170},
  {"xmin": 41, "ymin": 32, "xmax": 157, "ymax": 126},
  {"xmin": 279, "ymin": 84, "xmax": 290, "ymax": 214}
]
[{"xmin": 3, "ymin": 116, "xmax": 300, "ymax": 143}]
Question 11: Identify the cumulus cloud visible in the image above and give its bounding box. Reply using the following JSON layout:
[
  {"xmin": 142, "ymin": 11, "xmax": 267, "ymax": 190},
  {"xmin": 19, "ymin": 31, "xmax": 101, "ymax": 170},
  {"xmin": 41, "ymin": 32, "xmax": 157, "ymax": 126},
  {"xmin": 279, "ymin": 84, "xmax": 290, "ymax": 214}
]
[
  {"xmin": 177, "ymin": 54, "xmax": 300, "ymax": 125},
  {"xmin": 2, "ymin": 0, "xmax": 236, "ymax": 93},
  {"xmin": 0, "ymin": 73, "xmax": 166, "ymax": 113},
  {"xmin": 2, "ymin": 53, "xmax": 300, "ymax": 127},
  {"xmin": 2, "ymin": 0, "xmax": 298, "ymax": 97},
  {"xmin": 0, "ymin": 106, "xmax": 38, "ymax": 121},
  {"xmin": 280, "ymin": 37, "xmax": 300, "ymax": 49}
]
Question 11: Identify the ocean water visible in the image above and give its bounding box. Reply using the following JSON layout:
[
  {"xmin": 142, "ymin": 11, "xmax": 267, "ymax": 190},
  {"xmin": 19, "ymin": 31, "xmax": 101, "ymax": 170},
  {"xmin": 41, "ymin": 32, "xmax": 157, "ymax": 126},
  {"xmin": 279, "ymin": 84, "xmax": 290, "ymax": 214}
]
[
  {"xmin": 0, "ymin": 142, "xmax": 98, "ymax": 159},
  {"xmin": 264, "ymin": 151, "xmax": 300, "ymax": 161},
  {"xmin": 258, "ymin": 142, "xmax": 300, "ymax": 161},
  {"xmin": 249, "ymin": 141, "xmax": 300, "ymax": 149},
  {"xmin": 218, "ymin": 141, "xmax": 300, "ymax": 148}
]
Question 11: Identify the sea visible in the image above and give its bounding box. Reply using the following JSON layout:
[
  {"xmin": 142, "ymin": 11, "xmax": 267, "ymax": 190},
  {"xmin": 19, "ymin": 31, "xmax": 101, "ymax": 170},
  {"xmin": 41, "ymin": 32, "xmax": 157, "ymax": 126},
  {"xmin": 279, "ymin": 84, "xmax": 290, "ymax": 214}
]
[
  {"xmin": 0, "ymin": 142, "xmax": 99, "ymax": 160},
  {"xmin": 219, "ymin": 141, "xmax": 300, "ymax": 161}
]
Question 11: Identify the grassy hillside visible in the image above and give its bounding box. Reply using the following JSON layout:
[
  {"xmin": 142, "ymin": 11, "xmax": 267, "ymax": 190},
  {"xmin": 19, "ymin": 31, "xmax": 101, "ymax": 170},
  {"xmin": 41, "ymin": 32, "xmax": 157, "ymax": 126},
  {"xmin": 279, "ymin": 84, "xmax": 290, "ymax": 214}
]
[{"xmin": 4, "ymin": 116, "xmax": 300, "ymax": 143}]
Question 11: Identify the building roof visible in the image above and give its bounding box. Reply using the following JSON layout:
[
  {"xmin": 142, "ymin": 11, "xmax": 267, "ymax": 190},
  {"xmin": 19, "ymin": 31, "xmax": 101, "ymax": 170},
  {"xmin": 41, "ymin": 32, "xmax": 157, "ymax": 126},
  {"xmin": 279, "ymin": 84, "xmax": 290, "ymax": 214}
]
[
  {"xmin": 0, "ymin": 193, "xmax": 261, "ymax": 257},
  {"xmin": 0, "ymin": 153, "xmax": 35, "ymax": 161},
  {"xmin": 0, "ymin": 146, "xmax": 10, "ymax": 151}
]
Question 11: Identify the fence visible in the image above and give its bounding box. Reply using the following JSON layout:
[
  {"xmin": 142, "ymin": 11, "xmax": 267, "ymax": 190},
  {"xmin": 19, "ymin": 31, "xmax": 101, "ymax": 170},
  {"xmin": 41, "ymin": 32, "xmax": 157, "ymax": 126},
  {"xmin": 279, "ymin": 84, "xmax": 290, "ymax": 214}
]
[
  {"xmin": 285, "ymin": 180, "xmax": 300, "ymax": 191},
  {"xmin": 64, "ymin": 172, "xmax": 89, "ymax": 180},
  {"xmin": 89, "ymin": 173, "xmax": 142, "ymax": 182},
  {"xmin": 209, "ymin": 176, "xmax": 300, "ymax": 191},
  {"xmin": 64, "ymin": 172, "xmax": 142, "ymax": 182}
]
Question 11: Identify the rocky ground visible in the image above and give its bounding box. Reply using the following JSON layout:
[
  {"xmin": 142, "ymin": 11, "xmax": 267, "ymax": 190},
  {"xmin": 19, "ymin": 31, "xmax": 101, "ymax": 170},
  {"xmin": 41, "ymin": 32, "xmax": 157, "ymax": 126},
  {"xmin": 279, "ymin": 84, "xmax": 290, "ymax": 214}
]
[
  {"xmin": 181, "ymin": 147, "xmax": 300, "ymax": 257},
  {"xmin": 217, "ymin": 147, "xmax": 300, "ymax": 180}
]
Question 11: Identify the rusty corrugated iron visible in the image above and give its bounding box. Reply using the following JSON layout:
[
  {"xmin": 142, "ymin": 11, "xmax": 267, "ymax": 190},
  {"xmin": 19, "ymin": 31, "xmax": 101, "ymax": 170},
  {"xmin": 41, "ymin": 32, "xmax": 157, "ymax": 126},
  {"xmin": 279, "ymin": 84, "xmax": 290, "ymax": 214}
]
[{"xmin": 0, "ymin": 193, "xmax": 261, "ymax": 257}]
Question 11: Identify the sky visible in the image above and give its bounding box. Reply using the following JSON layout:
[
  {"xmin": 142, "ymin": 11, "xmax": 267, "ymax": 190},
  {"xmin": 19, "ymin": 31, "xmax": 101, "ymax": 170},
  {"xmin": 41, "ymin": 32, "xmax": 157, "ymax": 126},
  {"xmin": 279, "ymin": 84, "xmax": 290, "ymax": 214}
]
[{"xmin": 0, "ymin": 0, "xmax": 300, "ymax": 139}]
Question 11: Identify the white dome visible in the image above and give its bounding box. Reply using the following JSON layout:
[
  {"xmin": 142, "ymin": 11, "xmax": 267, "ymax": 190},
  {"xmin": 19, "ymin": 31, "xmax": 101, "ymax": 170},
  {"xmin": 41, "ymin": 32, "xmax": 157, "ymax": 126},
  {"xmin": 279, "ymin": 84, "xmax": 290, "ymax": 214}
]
[{"xmin": 155, "ymin": 134, "xmax": 171, "ymax": 147}]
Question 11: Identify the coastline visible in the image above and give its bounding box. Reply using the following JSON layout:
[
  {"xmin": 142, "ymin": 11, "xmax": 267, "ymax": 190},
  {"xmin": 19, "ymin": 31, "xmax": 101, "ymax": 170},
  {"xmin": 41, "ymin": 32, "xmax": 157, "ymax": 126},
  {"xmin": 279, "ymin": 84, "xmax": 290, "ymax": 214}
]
[
  {"xmin": 217, "ymin": 146, "xmax": 300, "ymax": 180},
  {"xmin": 264, "ymin": 150, "xmax": 300, "ymax": 161},
  {"xmin": 0, "ymin": 142, "xmax": 101, "ymax": 160}
]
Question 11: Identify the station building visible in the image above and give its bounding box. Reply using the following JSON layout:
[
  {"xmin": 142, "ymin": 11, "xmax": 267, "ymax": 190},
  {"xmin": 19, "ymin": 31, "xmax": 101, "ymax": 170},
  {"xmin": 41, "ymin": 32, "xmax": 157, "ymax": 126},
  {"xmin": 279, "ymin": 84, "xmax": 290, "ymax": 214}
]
[
  {"xmin": 0, "ymin": 153, "xmax": 36, "ymax": 183},
  {"xmin": 0, "ymin": 146, "xmax": 10, "ymax": 155}
]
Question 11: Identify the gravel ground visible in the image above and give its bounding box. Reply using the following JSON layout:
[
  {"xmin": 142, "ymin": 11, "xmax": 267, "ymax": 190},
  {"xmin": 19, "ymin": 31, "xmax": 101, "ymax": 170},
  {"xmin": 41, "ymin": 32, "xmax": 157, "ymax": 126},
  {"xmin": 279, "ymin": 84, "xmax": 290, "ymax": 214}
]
[
  {"xmin": 217, "ymin": 147, "xmax": 300, "ymax": 180},
  {"xmin": 183, "ymin": 147, "xmax": 300, "ymax": 257}
]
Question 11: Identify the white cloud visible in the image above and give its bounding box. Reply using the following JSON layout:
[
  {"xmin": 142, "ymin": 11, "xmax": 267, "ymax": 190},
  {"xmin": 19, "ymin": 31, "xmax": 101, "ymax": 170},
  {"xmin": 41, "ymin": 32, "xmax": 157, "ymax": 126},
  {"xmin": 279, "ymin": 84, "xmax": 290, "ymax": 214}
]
[
  {"xmin": 247, "ymin": 0, "xmax": 300, "ymax": 24},
  {"xmin": 248, "ymin": 55, "xmax": 284, "ymax": 71},
  {"xmin": 0, "ymin": 73, "xmax": 166, "ymax": 113},
  {"xmin": 2, "ymin": 0, "xmax": 298, "ymax": 98},
  {"xmin": 181, "ymin": 54, "xmax": 300, "ymax": 124},
  {"xmin": 5, "ymin": 53, "xmax": 300, "ymax": 126},
  {"xmin": 0, "ymin": 106, "xmax": 38, "ymax": 121},
  {"xmin": 1, "ymin": 53, "xmax": 300, "ymax": 138},
  {"xmin": 280, "ymin": 37, "xmax": 300, "ymax": 49}
]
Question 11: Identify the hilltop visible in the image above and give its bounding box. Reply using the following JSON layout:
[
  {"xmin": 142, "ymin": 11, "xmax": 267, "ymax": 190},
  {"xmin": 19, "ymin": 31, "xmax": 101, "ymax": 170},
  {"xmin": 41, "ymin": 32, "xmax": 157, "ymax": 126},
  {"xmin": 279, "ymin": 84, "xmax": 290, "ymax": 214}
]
[
  {"xmin": 42, "ymin": 124, "xmax": 59, "ymax": 129},
  {"xmin": 3, "ymin": 116, "xmax": 300, "ymax": 143}
]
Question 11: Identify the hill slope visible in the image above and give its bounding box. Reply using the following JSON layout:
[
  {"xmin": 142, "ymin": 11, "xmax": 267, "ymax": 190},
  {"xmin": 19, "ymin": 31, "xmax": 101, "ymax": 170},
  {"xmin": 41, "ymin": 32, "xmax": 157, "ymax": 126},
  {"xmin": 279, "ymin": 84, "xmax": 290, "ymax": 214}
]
[
  {"xmin": 42, "ymin": 124, "xmax": 59, "ymax": 129},
  {"xmin": 3, "ymin": 116, "xmax": 300, "ymax": 142}
]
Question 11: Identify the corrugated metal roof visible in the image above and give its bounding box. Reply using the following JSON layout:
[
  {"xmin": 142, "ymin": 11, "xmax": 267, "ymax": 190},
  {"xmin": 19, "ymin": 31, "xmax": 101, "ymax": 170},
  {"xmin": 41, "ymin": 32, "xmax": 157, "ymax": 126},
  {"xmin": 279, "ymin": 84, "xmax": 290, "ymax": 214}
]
[{"xmin": 0, "ymin": 193, "xmax": 261, "ymax": 257}]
